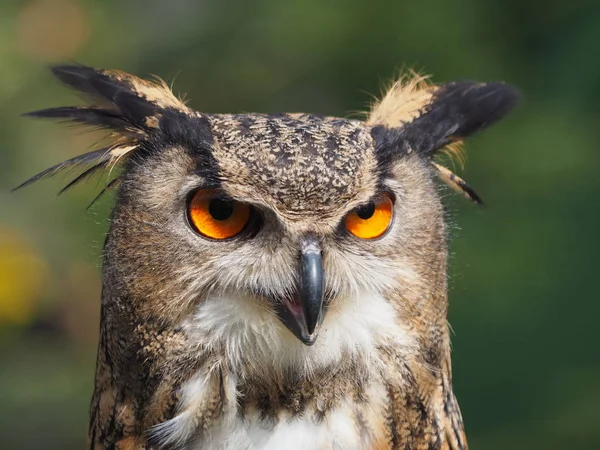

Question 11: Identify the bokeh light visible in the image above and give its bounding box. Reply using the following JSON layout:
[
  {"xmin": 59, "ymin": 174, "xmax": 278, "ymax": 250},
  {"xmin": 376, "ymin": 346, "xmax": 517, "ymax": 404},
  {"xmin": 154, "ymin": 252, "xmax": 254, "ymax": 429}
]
[{"xmin": 17, "ymin": 0, "xmax": 89, "ymax": 62}]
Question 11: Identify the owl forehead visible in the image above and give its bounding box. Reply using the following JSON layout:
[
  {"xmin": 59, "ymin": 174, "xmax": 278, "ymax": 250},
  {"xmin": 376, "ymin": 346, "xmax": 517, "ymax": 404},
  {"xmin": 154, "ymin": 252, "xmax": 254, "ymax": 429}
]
[{"xmin": 208, "ymin": 113, "xmax": 379, "ymax": 218}]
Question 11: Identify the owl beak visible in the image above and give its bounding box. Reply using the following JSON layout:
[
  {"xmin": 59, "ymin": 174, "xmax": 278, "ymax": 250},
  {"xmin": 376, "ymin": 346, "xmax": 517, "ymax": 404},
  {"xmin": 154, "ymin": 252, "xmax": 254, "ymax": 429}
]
[{"xmin": 276, "ymin": 238, "xmax": 325, "ymax": 346}]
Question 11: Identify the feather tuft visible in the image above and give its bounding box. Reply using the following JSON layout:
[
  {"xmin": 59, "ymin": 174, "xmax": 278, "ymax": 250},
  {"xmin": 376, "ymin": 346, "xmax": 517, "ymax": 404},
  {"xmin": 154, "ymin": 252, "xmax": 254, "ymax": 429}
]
[
  {"xmin": 13, "ymin": 144, "xmax": 137, "ymax": 195},
  {"xmin": 86, "ymin": 176, "xmax": 122, "ymax": 210},
  {"xmin": 23, "ymin": 107, "xmax": 135, "ymax": 133},
  {"xmin": 14, "ymin": 63, "xmax": 192, "ymax": 196},
  {"xmin": 431, "ymin": 162, "xmax": 483, "ymax": 205},
  {"xmin": 367, "ymin": 71, "xmax": 435, "ymax": 127},
  {"xmin": 438, "ymin": 140, "xmax": 466, "ymax": 169},
  {"xmin": 12, "ymin": 148, "xmax": 110, "ymax": 192}
]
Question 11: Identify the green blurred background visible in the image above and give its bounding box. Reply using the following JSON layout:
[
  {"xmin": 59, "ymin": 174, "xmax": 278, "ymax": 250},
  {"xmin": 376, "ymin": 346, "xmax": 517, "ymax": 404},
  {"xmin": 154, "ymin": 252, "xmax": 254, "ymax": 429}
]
[{"xmin": 1, "ymin": 0, "xmax": 599, "ymax": 448}]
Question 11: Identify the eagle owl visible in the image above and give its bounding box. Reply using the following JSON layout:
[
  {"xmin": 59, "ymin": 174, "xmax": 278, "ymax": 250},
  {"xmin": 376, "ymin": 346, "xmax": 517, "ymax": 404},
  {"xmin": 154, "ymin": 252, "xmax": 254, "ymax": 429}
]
[{"xmin": 17, "ymin": 65, "xmax": 518, "ymax": 449}]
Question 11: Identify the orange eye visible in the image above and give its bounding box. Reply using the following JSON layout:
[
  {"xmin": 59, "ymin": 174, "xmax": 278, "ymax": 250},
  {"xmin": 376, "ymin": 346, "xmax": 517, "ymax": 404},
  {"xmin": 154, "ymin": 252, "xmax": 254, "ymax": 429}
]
[
  {"xmin": 188, "ymin": 189, "xmax": 251, "ymax": 239},
  {"xmin": 344, "ymin": 194, "xmax": 394, "ymax": 239}
]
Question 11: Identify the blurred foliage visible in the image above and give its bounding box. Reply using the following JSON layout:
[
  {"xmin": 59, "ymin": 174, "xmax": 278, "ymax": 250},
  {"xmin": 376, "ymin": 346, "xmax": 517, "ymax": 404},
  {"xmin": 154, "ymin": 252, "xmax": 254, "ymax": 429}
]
[{"xmin": 0, "ymin": 0, "xmax": 599, "ymax": 448}]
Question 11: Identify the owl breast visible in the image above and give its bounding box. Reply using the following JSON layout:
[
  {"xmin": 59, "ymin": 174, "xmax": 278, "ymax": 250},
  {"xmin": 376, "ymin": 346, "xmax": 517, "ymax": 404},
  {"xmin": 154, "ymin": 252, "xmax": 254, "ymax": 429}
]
[
  {"xmin": 150, "ymin": 290, "xmax": 417, "ymax": 449},
  {"xmin": 197, "ymin": 395, "xmax": 389, "ymax": 450},
  {"xmin": 159, "ymin": 369, "xmax": 393, "ymax": 450}
]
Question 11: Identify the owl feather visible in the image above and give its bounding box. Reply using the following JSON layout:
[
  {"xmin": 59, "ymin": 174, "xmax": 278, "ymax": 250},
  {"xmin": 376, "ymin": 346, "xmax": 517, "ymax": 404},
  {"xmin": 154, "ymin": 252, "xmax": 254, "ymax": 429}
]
[
  {"xmin": 15, "ymin": 64, "xmax": 194, "ymax": 201},
  {"xmin": 16, "ymin": 64, "xmax": 519, "ymax": 450},
  {"xmin": 368, "ymin": 73, "xmax": 518, "ymax": 203}
]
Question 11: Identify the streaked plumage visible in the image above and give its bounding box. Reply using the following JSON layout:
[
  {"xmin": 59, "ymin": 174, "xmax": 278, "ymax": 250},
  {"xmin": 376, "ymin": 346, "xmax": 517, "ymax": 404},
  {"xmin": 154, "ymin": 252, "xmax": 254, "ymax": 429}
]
[{"xmin": 17, "ymin": 64, "xmax": 518, "ymax": 449}]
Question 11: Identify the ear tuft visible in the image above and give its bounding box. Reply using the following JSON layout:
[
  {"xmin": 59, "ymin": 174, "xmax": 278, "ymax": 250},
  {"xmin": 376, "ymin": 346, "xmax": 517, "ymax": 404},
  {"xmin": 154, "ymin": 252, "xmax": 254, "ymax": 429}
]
[
  {"xmin": 12, "ymin": 143, "xmax": 135, "ymax": 194},
  {"xmin": 38, "ymin": 64, "xmax": 191, "ymax": 131},
  {"xmin": 367, "ymin": 71, "xmax": 435, "ymax": 127},
  {"xmin": 401, "ymin": 81, "xmax": 520, "ymax": 156},
  {"xmin": 23, "ymin": 107, "xmax": 134, "ymax": 134},
  {"xmin": 369, "ymin": 72, "xmax": 519, "ymax": 204},
  {"xmin": 369, "ymin": 75, "xmax": 519, "ymax": 157},
  {"xmin": 15, "ymin": 64, "xmax": 196, "ymax": 196}
]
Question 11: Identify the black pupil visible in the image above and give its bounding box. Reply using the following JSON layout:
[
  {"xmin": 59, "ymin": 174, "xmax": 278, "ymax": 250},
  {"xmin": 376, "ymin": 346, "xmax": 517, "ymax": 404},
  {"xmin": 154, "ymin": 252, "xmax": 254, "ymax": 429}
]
[
  {"xmin": 356, "ymin": 202, "xmax": 376, "ymax": 220},
  {"xmin": 209, "ymin": 198, "xmax": 234, "ymax": 221}
]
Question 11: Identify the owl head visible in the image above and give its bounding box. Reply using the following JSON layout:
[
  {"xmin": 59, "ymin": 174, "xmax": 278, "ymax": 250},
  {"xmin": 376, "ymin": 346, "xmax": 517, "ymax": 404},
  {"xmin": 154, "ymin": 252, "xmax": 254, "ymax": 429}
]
[{"xmin": 17, "ymin": 66, "xmax": 518, "ymax": 369}]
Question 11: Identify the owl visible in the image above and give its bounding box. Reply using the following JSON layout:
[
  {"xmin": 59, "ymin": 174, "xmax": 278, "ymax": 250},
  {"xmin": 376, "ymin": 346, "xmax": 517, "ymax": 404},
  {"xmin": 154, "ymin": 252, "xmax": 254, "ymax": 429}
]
[{"xmin": 17, "ymin": 65, "xmax": 518, "ymax": 449}]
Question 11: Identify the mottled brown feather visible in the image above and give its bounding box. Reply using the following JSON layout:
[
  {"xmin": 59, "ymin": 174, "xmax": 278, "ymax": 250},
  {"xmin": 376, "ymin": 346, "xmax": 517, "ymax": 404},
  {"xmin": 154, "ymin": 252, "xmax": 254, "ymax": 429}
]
[{"xmin": 16, "ymin": 64, "xmax": 520, "ymax": 449}]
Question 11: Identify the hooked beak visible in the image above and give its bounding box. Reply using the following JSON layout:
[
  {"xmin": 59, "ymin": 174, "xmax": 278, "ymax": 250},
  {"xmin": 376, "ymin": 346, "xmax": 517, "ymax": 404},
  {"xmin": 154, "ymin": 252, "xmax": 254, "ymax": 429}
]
[{"xmin": 275, "ymin": 237, "xmax": 325, "ymax": 346}]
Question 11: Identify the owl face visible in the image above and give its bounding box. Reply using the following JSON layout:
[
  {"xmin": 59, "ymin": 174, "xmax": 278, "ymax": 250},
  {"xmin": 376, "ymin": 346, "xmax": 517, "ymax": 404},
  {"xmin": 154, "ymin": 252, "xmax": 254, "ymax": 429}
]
[
  {"xmin": 17, "ymin": 65, "xmax": 518, "ymax": 365},
  {"xmin": 111, "ymin": 112, "xmax": 442, "ymax": 349}
]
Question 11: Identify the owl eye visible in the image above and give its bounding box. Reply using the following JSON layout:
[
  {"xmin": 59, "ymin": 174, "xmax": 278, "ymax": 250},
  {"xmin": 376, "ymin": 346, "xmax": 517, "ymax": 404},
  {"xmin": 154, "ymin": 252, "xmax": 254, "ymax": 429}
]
[
  {"xmin": 344, "ymin": 193, "xmax": 394, "ymax": 239},
  {"xmin": 187, "ymin": 189, "xmax": 252, "ymax": 240}
]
